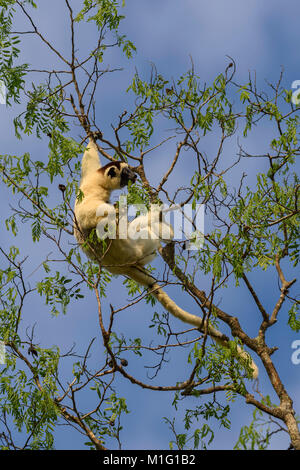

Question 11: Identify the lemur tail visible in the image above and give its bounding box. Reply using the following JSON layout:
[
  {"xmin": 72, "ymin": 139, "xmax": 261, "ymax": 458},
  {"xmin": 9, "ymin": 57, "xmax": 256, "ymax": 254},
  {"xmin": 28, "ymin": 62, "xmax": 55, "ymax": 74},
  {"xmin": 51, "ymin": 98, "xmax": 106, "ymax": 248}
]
[{"xmin": 125, "ymin": 266, "xmax": 259, "ymax": 379}]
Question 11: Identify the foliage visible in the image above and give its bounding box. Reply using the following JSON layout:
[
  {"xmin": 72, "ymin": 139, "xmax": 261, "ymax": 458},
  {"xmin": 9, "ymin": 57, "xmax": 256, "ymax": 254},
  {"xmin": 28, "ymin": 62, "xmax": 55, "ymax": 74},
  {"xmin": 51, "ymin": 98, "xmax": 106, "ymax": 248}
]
[{"xmin": 0, "ymin": 0, "xmax": 299, "ymax": 451}]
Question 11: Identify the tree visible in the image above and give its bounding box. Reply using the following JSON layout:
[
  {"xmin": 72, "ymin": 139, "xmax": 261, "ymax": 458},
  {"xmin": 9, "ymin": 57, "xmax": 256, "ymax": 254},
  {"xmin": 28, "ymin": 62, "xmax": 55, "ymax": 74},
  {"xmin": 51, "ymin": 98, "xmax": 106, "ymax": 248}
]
[{"xmin": 0, "ymin": 0, "xmax": 299, "ymax": 450}]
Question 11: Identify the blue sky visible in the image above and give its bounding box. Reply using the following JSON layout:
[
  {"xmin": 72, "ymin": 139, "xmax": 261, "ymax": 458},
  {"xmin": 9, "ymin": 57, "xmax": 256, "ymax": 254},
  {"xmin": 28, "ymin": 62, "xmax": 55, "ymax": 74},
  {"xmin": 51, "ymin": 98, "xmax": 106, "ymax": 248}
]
[{"xmin": 0, "ymin": 0, "xmax": 299, "ymax": 450}]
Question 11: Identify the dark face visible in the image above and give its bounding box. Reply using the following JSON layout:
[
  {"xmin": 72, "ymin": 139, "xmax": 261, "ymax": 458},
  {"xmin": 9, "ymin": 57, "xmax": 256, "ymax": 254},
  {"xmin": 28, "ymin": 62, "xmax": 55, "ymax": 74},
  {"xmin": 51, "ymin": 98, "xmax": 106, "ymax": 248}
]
[
  {"xmin": 120, "ymin": 165, "xmax": 137, "ymax": 187},
  {"xmin": 99, "ymin": 162, "xmax": 137, "ymax": 189}
]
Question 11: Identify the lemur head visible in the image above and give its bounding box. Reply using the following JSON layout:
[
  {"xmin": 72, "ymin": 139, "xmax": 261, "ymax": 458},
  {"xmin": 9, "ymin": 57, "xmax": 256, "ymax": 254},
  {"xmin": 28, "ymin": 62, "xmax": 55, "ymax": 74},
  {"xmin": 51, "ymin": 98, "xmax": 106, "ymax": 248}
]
[{"xmin": 98, "ymin": 162, "xmax": 137, "ymax": 190}]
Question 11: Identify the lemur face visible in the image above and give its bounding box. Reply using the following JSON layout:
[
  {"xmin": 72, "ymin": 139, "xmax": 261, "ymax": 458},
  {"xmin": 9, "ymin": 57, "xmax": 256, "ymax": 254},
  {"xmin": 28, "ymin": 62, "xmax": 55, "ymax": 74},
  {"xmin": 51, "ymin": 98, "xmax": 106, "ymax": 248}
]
[
  {"xmin": 119, "ymin": 165, "xmax": 137, "ymax": 187},
  {"xmin": 99, "ymin": 162, "xmax": 137, "ymax": 189}
]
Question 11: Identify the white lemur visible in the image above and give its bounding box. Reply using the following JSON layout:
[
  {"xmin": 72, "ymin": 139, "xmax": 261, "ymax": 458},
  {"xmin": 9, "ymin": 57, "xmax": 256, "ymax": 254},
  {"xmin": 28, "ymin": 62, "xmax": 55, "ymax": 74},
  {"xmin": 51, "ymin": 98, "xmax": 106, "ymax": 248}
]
[
  {"xmin": 73, "ymin": 138, "xmax": 170, "ymax": 270},
  {"xmin": 74, "ymin": 138, "xmax": 258, "ymax": 379}
]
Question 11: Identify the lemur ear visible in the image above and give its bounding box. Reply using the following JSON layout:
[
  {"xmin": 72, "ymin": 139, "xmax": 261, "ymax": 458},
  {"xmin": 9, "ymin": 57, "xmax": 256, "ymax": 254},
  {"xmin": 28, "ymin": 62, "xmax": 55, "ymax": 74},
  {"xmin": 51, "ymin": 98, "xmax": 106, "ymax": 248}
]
[{"xmin": 107, "ymin": 167, "xmax": 117, "ymax": 178}]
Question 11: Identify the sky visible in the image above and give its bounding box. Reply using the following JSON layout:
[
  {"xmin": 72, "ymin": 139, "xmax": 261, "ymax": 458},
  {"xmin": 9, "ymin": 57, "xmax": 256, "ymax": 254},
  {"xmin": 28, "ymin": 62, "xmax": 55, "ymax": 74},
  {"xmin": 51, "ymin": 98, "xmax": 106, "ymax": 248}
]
[{"xmin": 0, "ymin": 0, "xmax": 299, "ymax": 450}]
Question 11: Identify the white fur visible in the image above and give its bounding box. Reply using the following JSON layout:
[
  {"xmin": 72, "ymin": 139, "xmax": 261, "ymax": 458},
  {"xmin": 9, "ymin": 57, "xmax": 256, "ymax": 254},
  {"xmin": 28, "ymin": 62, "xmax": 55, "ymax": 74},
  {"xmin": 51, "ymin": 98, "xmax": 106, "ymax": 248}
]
[
  {"xmin": 73, "ymin": 139, "xmax": 258, "ymax": 379},
  {"xmin": 74, "ymin": 139, "xmax": 172, "ymax": 269},
  {"xmin": 81, "ymin": 139, "xmax": 101, "ymax": 179}
]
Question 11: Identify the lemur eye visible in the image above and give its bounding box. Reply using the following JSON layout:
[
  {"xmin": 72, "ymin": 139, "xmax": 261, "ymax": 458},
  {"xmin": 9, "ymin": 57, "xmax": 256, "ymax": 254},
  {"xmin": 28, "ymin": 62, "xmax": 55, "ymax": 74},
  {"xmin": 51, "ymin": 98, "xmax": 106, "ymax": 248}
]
[{"xmin": 107, "ymin": 167, "xmax": 117, "ymax": 178}]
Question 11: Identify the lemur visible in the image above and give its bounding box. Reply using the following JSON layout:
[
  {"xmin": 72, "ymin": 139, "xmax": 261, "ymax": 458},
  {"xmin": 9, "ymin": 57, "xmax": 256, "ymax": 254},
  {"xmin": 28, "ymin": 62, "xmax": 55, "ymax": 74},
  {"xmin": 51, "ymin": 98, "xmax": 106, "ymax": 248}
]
[{"xmin": 73, "ymin": 137, "xmax": 259, "ymax": 379}]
